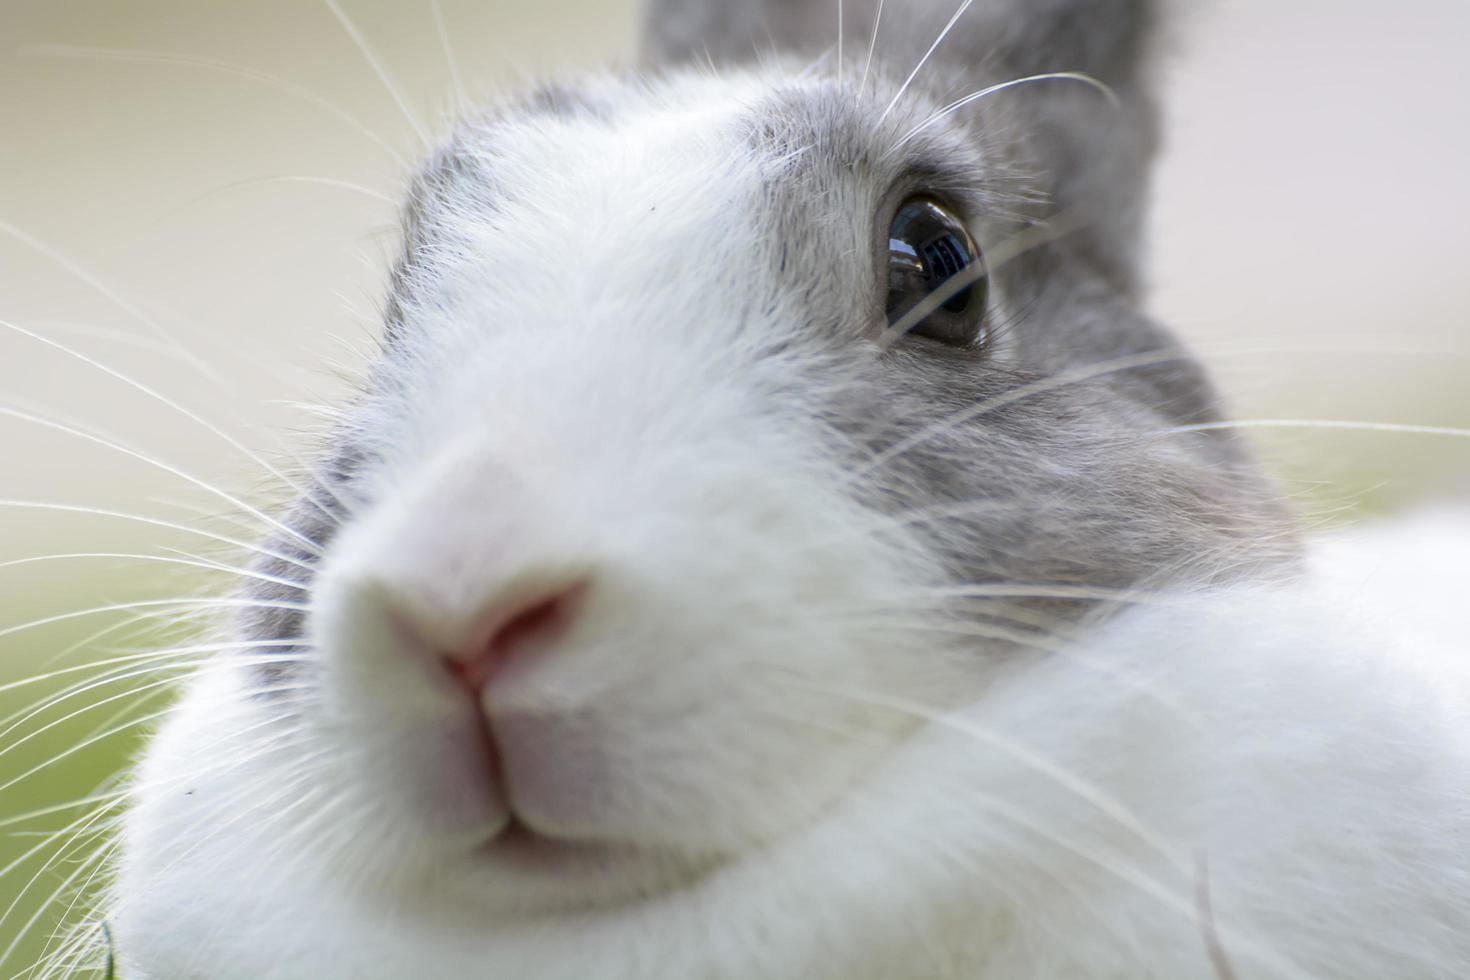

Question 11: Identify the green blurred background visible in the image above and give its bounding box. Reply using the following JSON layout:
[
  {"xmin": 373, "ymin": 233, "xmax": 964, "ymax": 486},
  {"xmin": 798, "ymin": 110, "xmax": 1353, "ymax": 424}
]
[{"xmin": 2, "ymin": 0, "xmax": 1467, "ymax": 973}]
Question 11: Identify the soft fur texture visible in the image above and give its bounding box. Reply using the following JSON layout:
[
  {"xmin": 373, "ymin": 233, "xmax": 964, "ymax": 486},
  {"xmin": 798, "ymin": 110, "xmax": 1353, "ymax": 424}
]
[
  {"xmin": 107, "ymin": 1, "xmax": 1470, "ymax": 977},
  {"xmin": 116, "ymin": 516, "xmax": 1470, "ymax": 979}
]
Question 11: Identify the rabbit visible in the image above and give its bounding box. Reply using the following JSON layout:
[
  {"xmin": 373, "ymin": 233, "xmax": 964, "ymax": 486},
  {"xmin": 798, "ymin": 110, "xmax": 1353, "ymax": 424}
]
[{"xmin": 88, "ymin": 0, "xmax": 1470, "ymax": 977}]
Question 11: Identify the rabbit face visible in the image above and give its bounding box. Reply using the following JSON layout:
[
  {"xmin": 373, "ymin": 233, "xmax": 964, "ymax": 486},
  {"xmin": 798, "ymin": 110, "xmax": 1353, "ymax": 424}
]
[{"xmin": 115, "ymin": 1, "xmax": 1299, "ymax": 976}]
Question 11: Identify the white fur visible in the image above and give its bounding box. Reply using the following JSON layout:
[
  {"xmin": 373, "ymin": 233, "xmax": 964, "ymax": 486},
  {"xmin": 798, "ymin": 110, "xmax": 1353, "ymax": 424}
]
[
  {"xmin": 98, "ymin": 54, "xmax": 1470, "ymax": 978},
  {"xmin": 114, "ymin": 511, "xmax": 1470, "ymax": 979}
]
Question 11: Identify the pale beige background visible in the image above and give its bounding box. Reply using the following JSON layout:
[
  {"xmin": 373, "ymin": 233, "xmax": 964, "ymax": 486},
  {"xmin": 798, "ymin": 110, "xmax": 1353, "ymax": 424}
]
[{"xmin": 0, "ymin": 0, "xmax": 1467, "ymax": 627}]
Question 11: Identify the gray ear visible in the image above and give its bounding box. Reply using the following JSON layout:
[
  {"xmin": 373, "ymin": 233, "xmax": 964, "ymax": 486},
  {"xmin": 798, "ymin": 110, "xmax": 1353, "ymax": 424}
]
[
  {"xmin": 640, "ymin": 0, "xmax": 845, "ymax": 66},
  {"xmin": 642, "ymin": 0, "xmax": 1163, "ymax": 290},
  {"xmin": 959, "ymin": 0, "xmax": 1164, "ymax": 292},
  {"xmin": 948, "ymin": 0, "xmax": 1157, "ymax": 88},
  {"xmin": 641, "ymin": 0, "xmax": 1157, "ymax": 85}
]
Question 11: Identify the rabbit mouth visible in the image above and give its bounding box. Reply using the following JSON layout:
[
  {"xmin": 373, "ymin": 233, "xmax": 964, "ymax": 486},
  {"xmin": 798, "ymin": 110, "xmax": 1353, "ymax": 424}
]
[
  {"xmin": 478, "ymin": 816, "xmax": 616, "ymax": 867},
  {"xmin": 453, "ymin": 811, "xmax": 731, "ymax": 915},
  {"xmin": 478, "ymin": 816, "xmax": 647, "ymax": 869}
]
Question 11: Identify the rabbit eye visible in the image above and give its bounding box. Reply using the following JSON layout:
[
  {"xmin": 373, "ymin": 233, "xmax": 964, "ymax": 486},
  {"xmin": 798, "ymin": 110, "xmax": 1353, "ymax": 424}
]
[{"xmin": 886, "ymin": 197, "xmax": 987, "ymax": 346}]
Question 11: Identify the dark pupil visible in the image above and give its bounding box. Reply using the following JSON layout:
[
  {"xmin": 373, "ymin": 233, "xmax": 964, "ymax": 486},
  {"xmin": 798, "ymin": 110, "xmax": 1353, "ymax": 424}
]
[{"xmin": 887, "ymin": 199, "xmax": 976, "ymax": 318}]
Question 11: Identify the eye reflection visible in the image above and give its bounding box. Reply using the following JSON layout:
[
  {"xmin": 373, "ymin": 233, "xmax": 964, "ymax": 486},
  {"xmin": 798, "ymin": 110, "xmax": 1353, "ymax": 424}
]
[{"xmin": 886, "ymin": 197, "xmax": 986, "ymax": 346}]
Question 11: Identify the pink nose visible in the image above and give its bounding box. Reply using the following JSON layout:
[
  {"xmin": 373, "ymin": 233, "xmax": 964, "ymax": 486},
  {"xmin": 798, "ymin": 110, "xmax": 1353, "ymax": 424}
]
[{"xmin": 441, "ymin": 583, "xmax": 585, "ymax": 695}]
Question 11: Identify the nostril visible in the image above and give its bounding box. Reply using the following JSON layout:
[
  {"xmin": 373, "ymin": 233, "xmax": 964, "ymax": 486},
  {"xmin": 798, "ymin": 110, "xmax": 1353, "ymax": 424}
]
[{"xmin": 443, "ymin": 583, "xmax": 585, "ymax": 695}]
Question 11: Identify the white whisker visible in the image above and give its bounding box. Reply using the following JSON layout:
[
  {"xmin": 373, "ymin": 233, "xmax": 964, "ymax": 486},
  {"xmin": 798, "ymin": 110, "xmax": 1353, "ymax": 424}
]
[
  {"xmin": 857, "ymin": 0, "xmax": 885, "ymax": 103},
  {"xmin": 429, "ymin": 0, "xmax": 468, "ymax": 114},
  {"xmin": 0, "ymin": 500, "xmax": 316, "ymax": 573},
  {"xmin": 190, "ymin": 175, "xmax": 399, "ymax": 207},
  {"xmin": 854, "ymin": 614, "xmax": 1195, "ymax": 718},
  {"xmin": 876, "ymin": 0, "xmax": 975, "ymax": 127},
  {"xmin": 19, "ymin": 44, "xmax": 411, "ymax": 169},
  {"xmin": 0, "ymin": 804, "xmax": 125, "ymax": 971},
  {"xmin": 0, "ymin": 552, "xmax": 299, "ymax": 591},
  {"xmin": 0, "ymin": 675, "xmax": 194, "ymax": 787},
  {"xmin": 0, "ymin": 221, "xmax": 221, "ymax": 384},
  {"xmin": 789, "ymin": 680, "xmax": 1182, "ymax": 860},
  {"xmin": 40, "ymin": 836, "xmax": 123, "ymax": 978},
  {"xmin": 0, "ymin": 709, "xmax": 179, "ymax": 800},
  {"xmin": 836, "ymin": 0, "xmax": 844, "ymax": 83},
  {"xmin": 0, "ymin": 403, "xmax": 324, "ymax": 560},
  {"xmin": 884, "ymin": 71, "xmax": 1116, "ymax": 159},
  {"xmin": 914, "ymin": 582, "xmax": 1179, "ymax": 606},
  {"xmin": 0, "ymin": 639, "xmax": 304, "ymax": 700},
  {"xmin": 0, "ymin": 796, "xmax": 125, "ymax": 889},
  {"xmin": 156, "ymin": 550, "xmax": 310, "ymax": 592},
  {"xmin": 1, "ymin": 319, "xmax": 345, "ymax": 534},
  {"xmin": 321, "ymin": 0, "xmax": 433, "ymax": 146},
  {"xmin": 0, "ymin": 792, "xmax": 129, "ymax": 834},
  {"xmin": 0, "ymin": 655, "xmax": 308, "ymax": 795},
  {"xmin": 0, "ymin": 596, "xmax": 309, "ymax": 645},
  {"xmin": 20, "ymin": 319, "xmax": 204, "ymax": 366},
  {"xmin": 859, "ymin": 348, "xmax": 1185, "ymax": 477},
  {"xmin": 1168, "ymin": 419, "xmax": 1470, "ymax": 441}
]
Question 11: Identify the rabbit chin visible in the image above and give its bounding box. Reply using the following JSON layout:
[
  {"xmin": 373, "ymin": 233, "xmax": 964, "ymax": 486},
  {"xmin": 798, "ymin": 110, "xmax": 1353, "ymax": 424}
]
[
  {"xmin": 109, "ymin": 651, "xmax": 947, "ymax": 980},
  {"xmin": 111, "ymin": 652, "xmax": 971, "ymax": 980}
]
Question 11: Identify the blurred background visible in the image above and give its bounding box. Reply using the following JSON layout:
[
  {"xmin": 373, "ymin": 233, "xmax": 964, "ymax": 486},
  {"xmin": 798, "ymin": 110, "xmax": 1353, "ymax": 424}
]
[{"xmin": 1, "ymin": 0, "xmax": 1467, "ymax": 972}]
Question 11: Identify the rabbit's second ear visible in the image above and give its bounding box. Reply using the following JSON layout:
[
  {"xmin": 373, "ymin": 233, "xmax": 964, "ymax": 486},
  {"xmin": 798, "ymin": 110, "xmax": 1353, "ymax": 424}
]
[
  {"xmin": 640, "ymin": 0, "xmax": 859, "ymax": 66},
  {"xmin": 641, "ymin": 1, "xmax": 1157, "ymax": 87}
]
